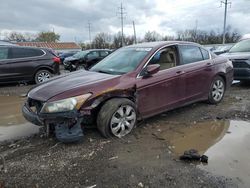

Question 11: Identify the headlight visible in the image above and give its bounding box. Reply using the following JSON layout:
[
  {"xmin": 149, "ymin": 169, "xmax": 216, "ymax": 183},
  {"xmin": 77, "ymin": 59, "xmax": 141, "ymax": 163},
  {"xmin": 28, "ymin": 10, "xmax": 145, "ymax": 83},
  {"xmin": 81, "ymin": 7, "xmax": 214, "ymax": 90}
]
[{"xmin": 41, "ymin": 93, "xmax": 92, "ymax": 113}]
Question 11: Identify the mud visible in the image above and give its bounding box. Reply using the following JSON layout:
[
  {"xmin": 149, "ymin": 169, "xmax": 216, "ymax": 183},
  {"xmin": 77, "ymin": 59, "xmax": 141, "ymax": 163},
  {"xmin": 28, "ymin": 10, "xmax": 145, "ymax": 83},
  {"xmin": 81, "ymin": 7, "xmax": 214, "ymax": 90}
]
[
  {"xmin": 0, "ymin": 96, "xmax": 40, "ymax": 141},
  {"xmin": 0, "ymin": 83, "xmax": 250, "ymax": 187}
]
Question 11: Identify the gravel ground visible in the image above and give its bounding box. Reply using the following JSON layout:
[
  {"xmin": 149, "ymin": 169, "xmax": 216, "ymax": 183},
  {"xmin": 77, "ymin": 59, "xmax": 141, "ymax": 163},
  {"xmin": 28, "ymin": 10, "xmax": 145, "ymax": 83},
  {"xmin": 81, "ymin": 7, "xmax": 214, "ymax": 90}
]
[{"xmin": 0, "ymin": 82, "xmax": 250, "ymax": 188}]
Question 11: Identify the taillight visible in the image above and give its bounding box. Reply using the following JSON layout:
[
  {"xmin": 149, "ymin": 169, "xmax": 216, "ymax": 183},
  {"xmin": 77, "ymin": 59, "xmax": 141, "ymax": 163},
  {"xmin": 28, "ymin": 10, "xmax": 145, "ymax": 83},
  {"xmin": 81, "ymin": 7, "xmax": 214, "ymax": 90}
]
[{"xmin": 53, "ymin": 57, "xmax": 61, "ymax": 64}]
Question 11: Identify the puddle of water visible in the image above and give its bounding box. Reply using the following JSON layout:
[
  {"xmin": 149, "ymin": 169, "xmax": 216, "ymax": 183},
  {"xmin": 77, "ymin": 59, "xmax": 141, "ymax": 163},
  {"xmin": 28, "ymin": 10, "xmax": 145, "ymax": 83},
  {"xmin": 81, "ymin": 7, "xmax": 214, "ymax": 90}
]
[
  {"xmin": 0, "ymin": 96, "xmax": 40, "ymax": 142},
  {"xmin": 199, "ymin": 121, "xmax": 250, "ymax": 187},
  {"xmin": 156, "ymin": 120, "xmax": 250, "ymax": 187}
]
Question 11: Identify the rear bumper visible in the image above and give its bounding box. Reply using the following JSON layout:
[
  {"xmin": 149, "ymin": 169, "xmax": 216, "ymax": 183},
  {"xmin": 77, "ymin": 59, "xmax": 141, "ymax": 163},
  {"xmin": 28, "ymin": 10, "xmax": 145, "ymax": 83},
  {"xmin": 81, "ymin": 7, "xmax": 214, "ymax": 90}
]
[{"xmin": 233, "ymin": 68, "xmax": 250, "ymax": 80}]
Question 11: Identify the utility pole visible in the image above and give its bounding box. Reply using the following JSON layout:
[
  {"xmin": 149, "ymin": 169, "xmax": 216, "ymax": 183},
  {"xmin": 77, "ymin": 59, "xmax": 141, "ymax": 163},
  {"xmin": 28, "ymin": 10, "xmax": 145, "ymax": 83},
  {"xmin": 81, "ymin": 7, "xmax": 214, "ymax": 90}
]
[
  {"xmin": 87, "ymin": 21, "xmax": 92, "ymax": 44},
  {"xmin": 117, "ymin": 3, "xmax": 126, "ymax": 46},
  {"xmin": 221, "ymin": 0, "xmax": 231, "ymax": 44},
  {"xmin": 132, "ymin": 21, "xmax": 137, "ymax": 44},
  {"xmin": 195, "ymin": 20, "xmax": 198, "ymax": 32}
]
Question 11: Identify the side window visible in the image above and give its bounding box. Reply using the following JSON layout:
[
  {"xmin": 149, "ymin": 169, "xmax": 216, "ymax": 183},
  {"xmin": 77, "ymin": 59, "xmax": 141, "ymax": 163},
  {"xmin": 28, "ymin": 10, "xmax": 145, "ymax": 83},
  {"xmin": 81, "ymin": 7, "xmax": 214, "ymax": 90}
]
[
  {"xmin": 179, "ymin": 45, "xmax": 203, "ymax": 65},
  {"xmin": 200, "ymin": 48, "xmax": 210, "ymax": 60},
  {"xmin": 148, "ymin": 46, "xmax": 177, "ymax": 71},
  {"xmin": 10, "ymin": 48, "xmax": 44, "ymax": 59},
  {"xmin": 100, "ymin": 51, "xmax": 109, "ymax": 57},
  {"xmin": 87, "ymin": 51, "xmax": 99, "ymax": 59},
  {"xmin": 0, "ymin": 48, "xmax": 9, "ymax": 60}
]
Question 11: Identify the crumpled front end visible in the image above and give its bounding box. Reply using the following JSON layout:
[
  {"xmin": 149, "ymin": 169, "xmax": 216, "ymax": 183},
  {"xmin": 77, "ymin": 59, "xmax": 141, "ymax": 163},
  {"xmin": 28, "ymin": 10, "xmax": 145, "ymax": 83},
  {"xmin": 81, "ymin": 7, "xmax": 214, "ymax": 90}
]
[{"xmin": 22, "ymin": 97, "xmax": 85, "ymax": 143}]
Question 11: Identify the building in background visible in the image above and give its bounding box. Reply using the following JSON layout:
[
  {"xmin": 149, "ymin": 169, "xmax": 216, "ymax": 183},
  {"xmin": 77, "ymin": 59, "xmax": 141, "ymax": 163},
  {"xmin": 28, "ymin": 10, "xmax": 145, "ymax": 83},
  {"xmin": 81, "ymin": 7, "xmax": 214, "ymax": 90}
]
[{"xmin": 16, "ymin": 42, "xmax": 81, "ymax": 53}]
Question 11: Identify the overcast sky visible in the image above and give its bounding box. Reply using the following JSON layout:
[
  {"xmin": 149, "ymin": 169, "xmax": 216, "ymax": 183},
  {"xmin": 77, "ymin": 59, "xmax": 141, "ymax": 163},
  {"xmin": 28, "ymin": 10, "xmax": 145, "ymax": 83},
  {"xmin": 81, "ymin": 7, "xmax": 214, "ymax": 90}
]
[{"xmin": 0, "ymin": 0, "xmax": 250, "ymax": 42}]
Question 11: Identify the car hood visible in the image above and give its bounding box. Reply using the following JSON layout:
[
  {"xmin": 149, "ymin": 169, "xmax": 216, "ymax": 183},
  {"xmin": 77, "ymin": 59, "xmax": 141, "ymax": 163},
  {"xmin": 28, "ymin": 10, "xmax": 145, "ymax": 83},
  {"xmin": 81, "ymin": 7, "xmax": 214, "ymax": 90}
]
[
  {"xmin": 28, "ymin": 70, "xmax": 119, "ymax": 101},
  {"xmin": 220, "ymin": 52, "xmax": 250, "ymax": 59},
  {"xmin": 64, "ymin": 56, "xmax": 78, "ymax": 62}
]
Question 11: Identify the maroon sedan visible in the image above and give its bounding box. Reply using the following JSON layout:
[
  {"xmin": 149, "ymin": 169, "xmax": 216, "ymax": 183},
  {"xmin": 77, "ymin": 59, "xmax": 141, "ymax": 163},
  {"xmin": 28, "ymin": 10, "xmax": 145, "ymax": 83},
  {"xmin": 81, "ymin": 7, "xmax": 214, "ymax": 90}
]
[{"xmin": 23, "ymin": 41, "xmax": 233, "ymax": 142}]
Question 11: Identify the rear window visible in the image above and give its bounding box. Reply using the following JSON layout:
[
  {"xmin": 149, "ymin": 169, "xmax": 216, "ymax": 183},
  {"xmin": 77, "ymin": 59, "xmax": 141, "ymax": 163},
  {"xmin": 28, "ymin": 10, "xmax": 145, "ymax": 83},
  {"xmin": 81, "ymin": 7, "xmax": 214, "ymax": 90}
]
[
  {"xmin": 200, "ymin": 48, "xmax": 210, "ymax": 60},
  {"xmin": 179, "ymin": 45, "xmax": 203, "ymax": 65},
  {"xmin": 0, "ymin": 47, "xmax": 8, "ymax": 60},
  {"xmin": 10, "ymin": 47, "xmax": 45, "ymax": 59},
  {"xmin": 100, "ymin": 51, "xmax": 110, "ymax": 57}
]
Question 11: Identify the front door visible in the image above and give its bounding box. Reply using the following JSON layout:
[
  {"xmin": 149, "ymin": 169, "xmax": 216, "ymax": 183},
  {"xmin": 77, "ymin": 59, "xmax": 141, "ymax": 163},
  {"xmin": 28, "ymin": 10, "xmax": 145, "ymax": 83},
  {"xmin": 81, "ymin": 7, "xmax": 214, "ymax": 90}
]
[{"xmin": 136, "ymin": 46, "xmax": 186, "ymax": 118}]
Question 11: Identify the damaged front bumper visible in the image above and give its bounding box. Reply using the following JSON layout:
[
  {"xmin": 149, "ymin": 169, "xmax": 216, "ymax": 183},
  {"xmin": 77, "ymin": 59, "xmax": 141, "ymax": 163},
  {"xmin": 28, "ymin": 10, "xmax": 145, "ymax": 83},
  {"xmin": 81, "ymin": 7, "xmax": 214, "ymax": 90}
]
[{"xmin": 22, "ymin": 103, "xmax": 84, "ymax": 143}]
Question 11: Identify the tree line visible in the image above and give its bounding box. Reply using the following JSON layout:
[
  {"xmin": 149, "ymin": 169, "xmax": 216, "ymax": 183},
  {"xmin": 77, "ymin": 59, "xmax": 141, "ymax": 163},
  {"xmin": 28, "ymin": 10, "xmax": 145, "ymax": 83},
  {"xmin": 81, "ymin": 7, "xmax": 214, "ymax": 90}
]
[
  {"xmin": 3, "ymin": 31, "xmax": 60, "ymax": 43},
  {"xmin": 83, "ymin": 25, "xmax": 241, "ymax": 49},
  {"xmin": 2, "ymin": 25, "xmax": 241, "ymax": 49}
]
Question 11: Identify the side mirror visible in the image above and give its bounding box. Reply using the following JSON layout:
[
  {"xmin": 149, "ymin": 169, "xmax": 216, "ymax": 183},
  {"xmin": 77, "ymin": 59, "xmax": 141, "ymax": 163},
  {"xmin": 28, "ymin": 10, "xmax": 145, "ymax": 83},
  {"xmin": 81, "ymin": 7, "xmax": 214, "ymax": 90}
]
[{"xmin": 142, "ymin": 64, "xmax": 160, "ymax": 78}]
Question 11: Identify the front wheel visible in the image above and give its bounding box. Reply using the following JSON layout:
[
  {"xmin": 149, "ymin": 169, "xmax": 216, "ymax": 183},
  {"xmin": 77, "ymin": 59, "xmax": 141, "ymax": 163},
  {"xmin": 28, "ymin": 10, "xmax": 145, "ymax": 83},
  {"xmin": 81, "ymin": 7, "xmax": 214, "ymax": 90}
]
[
  {"xmin": 34, "ymin": 70, "xmax": 52, "ymax": 84},
  {"xmin": 208, "ymin": 76, "xmax": 225, "ymax": 104},
  {"xmin": 97, "ymin": 98, "xmax": 137, "ymax": 138}
]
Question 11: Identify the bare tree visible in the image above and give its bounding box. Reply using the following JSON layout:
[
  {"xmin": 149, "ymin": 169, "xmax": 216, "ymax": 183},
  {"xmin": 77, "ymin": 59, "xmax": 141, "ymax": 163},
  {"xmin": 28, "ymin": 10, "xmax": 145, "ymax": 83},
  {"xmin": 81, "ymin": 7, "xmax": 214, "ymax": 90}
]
[
  {"xmin": 91, "ymin": 32, "xmax": 112, "ymax": 49},
  {"xmin": 35, "ymin": 31, "xmax": 60, "ymax": 42},
  {"xmin": 144, "ymin": 31, "xmax": 162, "ymax": 42}
]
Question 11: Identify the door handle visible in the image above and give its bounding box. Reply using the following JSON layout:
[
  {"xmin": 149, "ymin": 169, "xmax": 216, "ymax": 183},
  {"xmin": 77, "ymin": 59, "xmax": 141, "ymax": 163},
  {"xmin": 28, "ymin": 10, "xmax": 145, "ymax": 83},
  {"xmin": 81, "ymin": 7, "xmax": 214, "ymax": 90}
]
[
  {"xmin": 176, "ymin": 70, "xmax": 185, "ymax": 74},
  {"xmin": 206, "ymin": 62, "xmax": 212, "ymax": 66}
]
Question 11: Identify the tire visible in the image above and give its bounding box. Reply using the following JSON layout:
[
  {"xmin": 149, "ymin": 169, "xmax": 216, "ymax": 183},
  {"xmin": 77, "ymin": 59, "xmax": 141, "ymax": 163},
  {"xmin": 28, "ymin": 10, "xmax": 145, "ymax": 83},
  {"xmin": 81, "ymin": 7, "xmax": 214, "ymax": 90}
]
[
  {"xmin": 34, "ymin": 69, "xmax": 52, "ymax": 84},
  {"xmin": 97, "ymin": 98, "xmax": 137, "ymax": 138},
  {"xmin": 208, "ymin": 76, "xmax": 225, "ymax": 104}
]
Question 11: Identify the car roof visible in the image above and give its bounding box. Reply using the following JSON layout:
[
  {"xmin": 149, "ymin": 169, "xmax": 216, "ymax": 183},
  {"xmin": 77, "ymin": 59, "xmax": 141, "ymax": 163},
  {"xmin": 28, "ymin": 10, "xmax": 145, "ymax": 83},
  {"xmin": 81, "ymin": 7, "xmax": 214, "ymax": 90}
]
[
  {"xmin": 0, "ymin": 40, "xmax": 17, "ymax": 46},
  {"xmin": 125, "ymin": 41, "xmax": 199, "ymax": 49},
  {"xmin": 87, "ymin": 49, "xmax": 112, "ymax": 52}
]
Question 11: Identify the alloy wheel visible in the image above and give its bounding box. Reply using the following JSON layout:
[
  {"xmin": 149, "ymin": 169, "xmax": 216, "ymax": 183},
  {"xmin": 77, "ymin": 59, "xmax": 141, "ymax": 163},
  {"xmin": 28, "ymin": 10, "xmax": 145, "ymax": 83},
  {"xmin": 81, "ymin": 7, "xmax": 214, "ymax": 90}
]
[
  {"xmin": 212, "ymin": 79, "xmax": 225, "ymax": 102},
  {"xmin": 37, "ymin": 71, "xmax": 51, "ymax": 83},
  {"xmin": 110, "ymin": 105, "xmax": 136, "ymax": 138}
]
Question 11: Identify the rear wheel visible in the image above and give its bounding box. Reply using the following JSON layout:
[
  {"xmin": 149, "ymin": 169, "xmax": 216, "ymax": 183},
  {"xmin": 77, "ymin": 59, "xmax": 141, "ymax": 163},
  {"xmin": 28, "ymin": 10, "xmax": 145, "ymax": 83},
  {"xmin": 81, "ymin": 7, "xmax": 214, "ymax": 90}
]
[
  {"xmin": 34, "ymin": 69, "xmax": 52, "ymax": 84},
  {"xmin": 208, "ymin": 76, "xmax": 225, "ymax": 104},
  {"xmin": 97, "ymin": 98, "xmax": 137, "ymax": 138}
]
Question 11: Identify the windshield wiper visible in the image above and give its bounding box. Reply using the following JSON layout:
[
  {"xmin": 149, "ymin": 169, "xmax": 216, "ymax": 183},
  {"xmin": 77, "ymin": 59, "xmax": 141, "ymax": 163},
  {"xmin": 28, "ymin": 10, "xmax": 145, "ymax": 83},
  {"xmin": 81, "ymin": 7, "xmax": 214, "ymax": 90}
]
[
  {"xmin": 94, "ymin": 69, "xmax": 125, "ymax": 75},
  {"xmin": 96, "ymin": 70, "xmax": 111, "ymax": 74}
]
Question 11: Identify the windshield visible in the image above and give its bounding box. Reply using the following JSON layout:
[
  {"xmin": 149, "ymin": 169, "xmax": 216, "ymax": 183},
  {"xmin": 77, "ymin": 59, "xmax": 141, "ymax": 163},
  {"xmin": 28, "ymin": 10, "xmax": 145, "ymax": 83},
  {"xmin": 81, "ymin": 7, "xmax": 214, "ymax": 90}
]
[
  {"xmin": 73, "ymin": 51, "xmax": 89, "ymax": 58},
  {"xmin": 229, "ymin": 39, "xmax": 250, "ymax": 53},
  {"xmin": 90, "ymin": 47, "xmax": 152, "ymax": 75}
]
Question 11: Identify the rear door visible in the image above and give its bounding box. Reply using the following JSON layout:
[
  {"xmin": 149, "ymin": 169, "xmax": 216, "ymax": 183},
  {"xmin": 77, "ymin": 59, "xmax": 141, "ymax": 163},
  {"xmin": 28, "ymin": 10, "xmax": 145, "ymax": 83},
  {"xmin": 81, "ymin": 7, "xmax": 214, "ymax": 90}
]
[
  {"xmin": 8, "ymin": 47, "xmax": 46, "ymax": 80},
  {"xmin": 178, "ymin": 45, "xmax": 214, "ymax": 102},
  {"xmin": 0, "ymin": 47, "xmax": 11, "ymax": 82},
  {"xmin": 86, "ymin": 51, "xmax": 100, "ymax": 67}
]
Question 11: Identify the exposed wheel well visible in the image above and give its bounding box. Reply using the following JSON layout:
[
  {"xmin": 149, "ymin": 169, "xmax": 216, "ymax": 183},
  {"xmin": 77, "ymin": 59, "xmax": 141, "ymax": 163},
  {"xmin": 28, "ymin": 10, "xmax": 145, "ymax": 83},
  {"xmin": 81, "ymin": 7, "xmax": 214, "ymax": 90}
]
[{"xmin": 93, "ymin": 96, "xmax": 136, "ymax": 123}]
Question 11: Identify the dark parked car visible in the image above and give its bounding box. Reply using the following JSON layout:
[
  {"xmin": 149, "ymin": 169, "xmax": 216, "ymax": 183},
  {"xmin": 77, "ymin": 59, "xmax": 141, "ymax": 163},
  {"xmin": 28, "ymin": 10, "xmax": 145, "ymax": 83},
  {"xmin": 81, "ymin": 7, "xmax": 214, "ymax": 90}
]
[
  {"xmin": 0, "ymin": 40, "xmax": 17, "ymax": 46},
  {"xmin": 0, "ymin": 46, "xmax": 60, "ymax": 84},
  {"xmin": 59, "ymin": 51, "xmax": 78, "ymax": 63},
  {"xmin": 63, "ymin": 49, "xmax": 112, "ymax": 71},
  {"xmin": 23, "ymin": 41, "xmax": 233, "ymax": 143},
  {"xmin": 220, "ymin": 39, "xmax": 250, "ymax": 82}
]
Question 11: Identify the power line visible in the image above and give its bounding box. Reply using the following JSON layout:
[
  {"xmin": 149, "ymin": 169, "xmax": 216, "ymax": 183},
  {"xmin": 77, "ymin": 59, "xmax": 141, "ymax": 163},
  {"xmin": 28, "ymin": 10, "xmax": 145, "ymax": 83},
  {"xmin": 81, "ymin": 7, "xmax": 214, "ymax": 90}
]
[
  {"xmin": 221, "ymin": 0, "xmax": 231, "ymax": 44},
  {"xmin": 117, "ymin": 2, "xmax": 126, "ymax": 47}
]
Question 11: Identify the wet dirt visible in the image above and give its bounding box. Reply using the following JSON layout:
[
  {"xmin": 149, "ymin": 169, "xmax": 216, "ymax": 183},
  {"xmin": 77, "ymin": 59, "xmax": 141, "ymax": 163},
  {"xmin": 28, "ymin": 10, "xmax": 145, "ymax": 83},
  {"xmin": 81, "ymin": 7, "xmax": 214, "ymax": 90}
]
[
  {"xmin": 0, "ymin": 96, "xmax": 40, "ymax": 142},
  {"xmin": 0, "ymin": 83, "xmax": 250, "ymax": 187}
]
